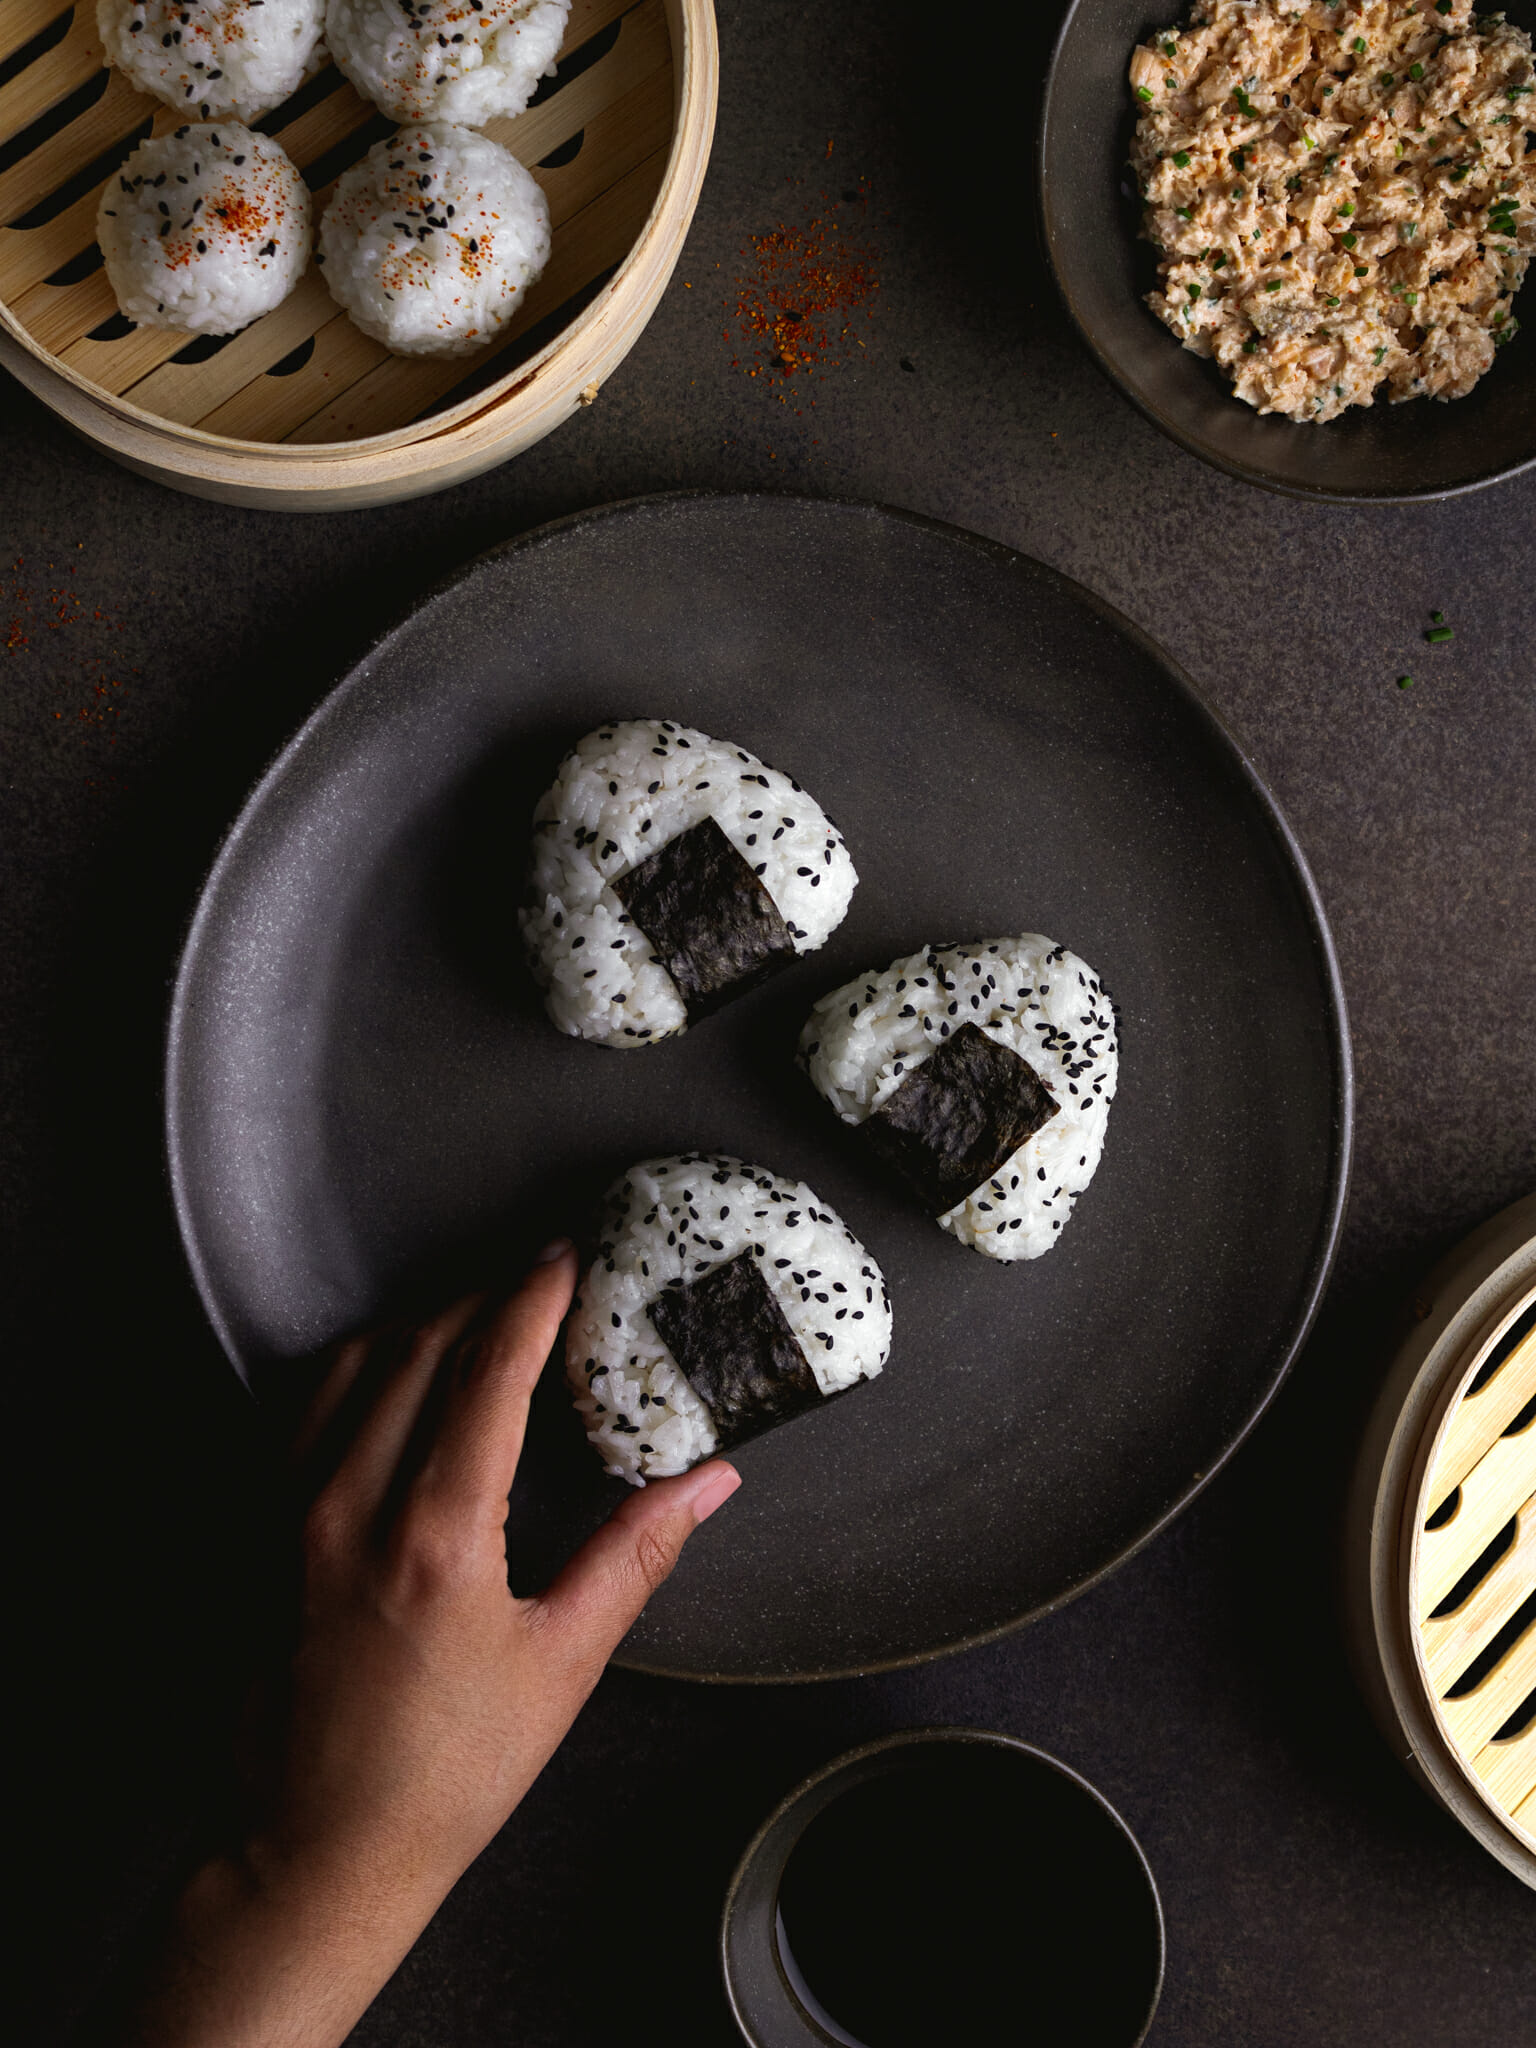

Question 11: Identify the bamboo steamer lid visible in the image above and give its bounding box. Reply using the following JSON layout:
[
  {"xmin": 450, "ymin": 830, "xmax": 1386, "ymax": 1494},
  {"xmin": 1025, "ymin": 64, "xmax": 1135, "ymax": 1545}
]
[{"xmin": 1347, "ymin": 1193, "xmax": 1536, "ymax": 1887}]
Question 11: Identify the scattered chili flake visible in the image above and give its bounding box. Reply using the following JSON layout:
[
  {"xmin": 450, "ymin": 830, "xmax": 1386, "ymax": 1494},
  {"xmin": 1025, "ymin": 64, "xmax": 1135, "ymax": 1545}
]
[
  {"xmin": 726, "ymin": 176, "xmax": 879, "ymax": 396},
  {"xmin": 3, "ymin": 549, "xmax": 138, "ymax": 767}
]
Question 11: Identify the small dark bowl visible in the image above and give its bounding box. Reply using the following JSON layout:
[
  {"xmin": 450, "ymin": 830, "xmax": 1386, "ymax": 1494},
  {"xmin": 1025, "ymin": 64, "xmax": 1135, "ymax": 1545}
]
[
  {"xmin": 721, "ymin": 1729, "xmax": 1165, "ymax": 2048},
  {"xmin": 1040, "ymin": 0, "xmax": 1536, "ymax": 500}
]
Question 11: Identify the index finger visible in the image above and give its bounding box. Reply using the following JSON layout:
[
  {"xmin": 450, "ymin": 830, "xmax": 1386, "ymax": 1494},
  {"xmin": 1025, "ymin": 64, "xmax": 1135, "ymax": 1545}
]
[{"xmin": 408, "ymin": 1239, "xmax": 578, "ymax": 1526}]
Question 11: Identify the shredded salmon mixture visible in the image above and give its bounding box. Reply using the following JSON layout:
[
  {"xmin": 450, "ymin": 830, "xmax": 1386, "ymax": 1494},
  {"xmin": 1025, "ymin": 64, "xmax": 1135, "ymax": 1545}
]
[{"xmin": 1129, "ymin": 0, "xmax": 1535, "ymax": 420}]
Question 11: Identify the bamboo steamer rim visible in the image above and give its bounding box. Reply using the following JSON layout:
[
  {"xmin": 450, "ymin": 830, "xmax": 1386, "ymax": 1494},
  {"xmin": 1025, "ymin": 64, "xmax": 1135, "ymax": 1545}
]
[
  {"xmin": 0, "ymin": 314, "xmax": 617, "ymax": 505},
  {"xmin": 1348, "ymin": 1192, "xmax": 1536, "ymax": 1890},
  {"xmin": 0, "ymin": 0, "xmax": 716, "ymax": 491}
]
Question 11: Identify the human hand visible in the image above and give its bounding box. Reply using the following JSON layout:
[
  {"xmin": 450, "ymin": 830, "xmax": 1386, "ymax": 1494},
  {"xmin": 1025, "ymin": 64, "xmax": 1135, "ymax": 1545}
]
[{"xmin": 117, "ymin": 1240, "xmax": 739, "ymax": 2048}]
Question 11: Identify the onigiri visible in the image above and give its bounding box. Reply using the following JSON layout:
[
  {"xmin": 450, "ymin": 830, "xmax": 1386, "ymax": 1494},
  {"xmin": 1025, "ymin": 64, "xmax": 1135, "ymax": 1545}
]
[
  {"xmin": 97, "ymin": 125, "xmax": 311, "ymax": 333},
  {"xmin": 96, "ymin": 0, "xmax": 327, "ymax": 124},
  {"xmin": 318, "ymin": 123, "xmax": 550, "ymax": 356},
  {"xmin": 800, "ymin": 936, "xmax": 1119, "ymax": 1262},
  {"xmin": 567, "ymin": 1155, "xmax": 892, "ymax": 1486},
  {"xmin": 520, "ymin": 720, "xmax": 859, "ymax": 1048},
  {"xmin": 325, "ymin": 0, "xmax": 570, "ymax": 125}
]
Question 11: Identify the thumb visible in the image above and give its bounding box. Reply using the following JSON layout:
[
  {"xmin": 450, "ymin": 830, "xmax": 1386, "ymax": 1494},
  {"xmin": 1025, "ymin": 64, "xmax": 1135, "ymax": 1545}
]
[{"xmin": 529, "ymin": 1460, "xmax": 741, "ymax": 1678}]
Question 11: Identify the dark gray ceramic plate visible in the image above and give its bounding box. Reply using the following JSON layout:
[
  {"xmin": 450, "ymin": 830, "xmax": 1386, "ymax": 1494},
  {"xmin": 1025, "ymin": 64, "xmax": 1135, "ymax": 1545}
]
[
  {"xmin": 166, "ymin": 492, "xmax": 1351, "ymax": 1680},
  {"xmin": 1041, "ymin": 0, "xmax": 1536, "ymax": 501}
]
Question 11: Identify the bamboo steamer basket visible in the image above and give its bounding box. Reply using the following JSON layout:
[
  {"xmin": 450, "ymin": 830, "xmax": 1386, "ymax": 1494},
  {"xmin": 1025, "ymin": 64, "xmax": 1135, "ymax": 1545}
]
[
  {"xmin": 1347, "ymin": 1193, "xmax": 1536, "ymax": 1888},
  {"xmin": 0, "ymin": 0, "xmax": 716, "ymax": 508}
]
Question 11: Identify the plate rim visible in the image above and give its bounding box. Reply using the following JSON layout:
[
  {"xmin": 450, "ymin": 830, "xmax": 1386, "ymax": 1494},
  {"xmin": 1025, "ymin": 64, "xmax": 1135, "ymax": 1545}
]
[
  {"xmin": 1038, "ymin": 0, "xmax": 1536, "ymax": 506},
  {"xmin": 164, "ymin": 488, "xmax": 1355, "ymax": 1681}
]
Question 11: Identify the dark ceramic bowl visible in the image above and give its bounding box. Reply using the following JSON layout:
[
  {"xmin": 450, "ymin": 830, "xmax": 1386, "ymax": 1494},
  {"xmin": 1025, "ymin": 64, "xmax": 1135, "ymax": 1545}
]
[
  {"xmin": 1040, "ymin": 0, "xmax": 1536, "ymax": 500},
  {"xmin": 721, "ymin": 1730, "xmax": 1165, "ymax": 2048}
]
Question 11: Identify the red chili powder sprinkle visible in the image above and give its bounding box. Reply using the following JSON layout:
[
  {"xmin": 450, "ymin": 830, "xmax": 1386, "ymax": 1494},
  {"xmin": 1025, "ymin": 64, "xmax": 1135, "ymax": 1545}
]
[
  {"xmin": 726, "ymin": 170, "xmax": 878, "ymax": 397},
  {"xmin": 4, "ymin": 550, "xmax": 138, "ymax": 759},
  {"xmin": 210, "ymin": 190, "xmax": 269, "ymax": 238}
]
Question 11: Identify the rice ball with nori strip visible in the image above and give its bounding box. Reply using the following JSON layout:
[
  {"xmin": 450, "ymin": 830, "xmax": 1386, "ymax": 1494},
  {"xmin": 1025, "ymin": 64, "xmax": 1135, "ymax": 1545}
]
[
  {"xmin": 521, "ymin": 720, "xmax": 858, "ymax": 1047},
  {"xmin": 97, "ymin": 0, "xmax": 326, "ymax": 124},
  {"xmin": 567, "ymin": 1155, "xmax": 892, "ymax": 1486},
  {"xmin": 326, "ymin": 0, "xmax": 569, "ymax": 126},
  {"xmin": 800, "ymin": 937, "xmax": 1119, "ymax": 1262},
  {"xmin": 97, "ymin": 125, "xmax": 311, "ymax": 334},
  {"xmin": 318, "ymin": 123, "xmax": 550, "ymax": 357}
]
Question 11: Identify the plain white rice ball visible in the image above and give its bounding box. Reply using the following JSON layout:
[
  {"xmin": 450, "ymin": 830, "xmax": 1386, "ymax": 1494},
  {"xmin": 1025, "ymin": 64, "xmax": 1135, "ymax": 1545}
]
[
  {"xmin": 325, "ymin": 0, "xmax": 569, "ymax": 125},
  {"xmin": 318, "ymin": 122, "xmax": 549, "ymax": 356},
  {"xmin": 801, "ymin": 936, "xmax": 1120, "ymax": 1262},
  {"xmin": 97, "ymin": 0, "xmax": 327, "ymax": 123},
  {"xmin": 520, "ymin": 720, "xmax": 860, "ymax": 1048},
  {"xmin": 97, "ymin": 125, "xmax": 311, "ymax": 333},
  {"xmin": 568, "ymin": 1155, "xmax": 893, "ymax": 1486}
]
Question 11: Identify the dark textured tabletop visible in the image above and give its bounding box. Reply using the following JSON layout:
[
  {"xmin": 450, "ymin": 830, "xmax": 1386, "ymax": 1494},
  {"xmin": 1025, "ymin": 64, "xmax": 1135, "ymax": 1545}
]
[{"xmin": 7, "ymin": 2, "xmax": 1535, "ymax": 2042}]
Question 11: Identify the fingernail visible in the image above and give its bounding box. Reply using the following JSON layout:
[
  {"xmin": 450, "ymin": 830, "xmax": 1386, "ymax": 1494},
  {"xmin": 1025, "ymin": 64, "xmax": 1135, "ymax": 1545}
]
[
  {"xmin": 687, "ymin": 1462, "xmax": 742, "ymax": 1525},
  {"xmin": 534, "ymin": 1236, "xmax": 574, "ymax": 1265}
]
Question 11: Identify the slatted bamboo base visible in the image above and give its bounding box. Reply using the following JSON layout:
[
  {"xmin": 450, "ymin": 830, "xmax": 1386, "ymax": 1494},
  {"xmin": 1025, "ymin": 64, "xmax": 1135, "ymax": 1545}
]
[
  {"xmin": 0, "ymin": 0, "xmax": 715, "ymax": 503},
  {"xmin": 1415, "ymin": 1287, "xmax": 1536, "ymax": 1843},
  {"xmin": 1348, "ymin": 1193, "xmax": 1536, "ymax": 1889}
]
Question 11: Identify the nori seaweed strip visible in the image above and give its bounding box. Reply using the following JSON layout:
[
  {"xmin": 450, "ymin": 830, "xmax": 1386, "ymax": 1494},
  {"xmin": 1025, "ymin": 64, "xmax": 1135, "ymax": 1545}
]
[
  {"xmin": 612, "ymin": 815, "xmax": 796, "ymax": 1020},
  {"xmin": 861, "ymin": 1021, "xmax": 1060, "ymax": 1215},
  {"xmin": 648, "ymin": 1251, "xmax": 824, "ymax": 1451}
]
